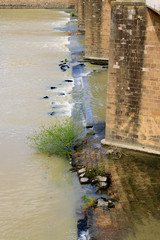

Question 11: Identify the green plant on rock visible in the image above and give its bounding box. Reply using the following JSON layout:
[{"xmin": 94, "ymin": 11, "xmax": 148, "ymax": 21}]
[
  {"xmin": 85, "ymin": 167, "xmax": 106, "ymax": 178},
  {"xmin": 99, "ymin": 162, "xmax": 106, "ymax": 175},
  {"xmin": 70, "ymin": 12, "xmax": 75, "ymax": 17},
  {"xmin": 27, "ymin": 118, "xmax": 81, "ymax": 159},
  {"xmin": 85, "ymin": 168, "xmax": 99, "ymax": 178},
  {"xmin": 81, "ymin": 194, "xmax": 96, "ymax": 212}
]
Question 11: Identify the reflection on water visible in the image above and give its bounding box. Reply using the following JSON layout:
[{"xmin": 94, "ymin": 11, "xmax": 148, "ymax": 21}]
[
  {"xmin": 85, "ymin": 64, "xmax": 160, "ymax": 238},
  {"xmin": 88, "ymin": 70, "xmax": 108, "ymax": 123},
  {"xmin": 0, "ymin": 9, "xmax": 82, "ymax": 240},
  {"xmin": 113, "ymin": 150, "xmax": 160, "ymax": 239}
]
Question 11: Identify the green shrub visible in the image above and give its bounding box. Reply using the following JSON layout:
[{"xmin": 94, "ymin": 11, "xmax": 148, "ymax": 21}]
[
  {"xmin": 70, "ymin": 12, "xmax": 75, "ymax": 17},
  {"xmin": 85, "ymin": 167, "xmax": 106, "ymax": 178},
  {"xmin": 81, "ymin": 194, "xmax": 96, "ymax": 212},
  {"xmin": 27, "ymin": 118, "xmax": 81, "ymax": 159}
]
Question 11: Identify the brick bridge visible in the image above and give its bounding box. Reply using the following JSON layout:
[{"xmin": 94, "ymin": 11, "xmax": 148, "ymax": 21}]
[
  {"xmin": 75, "ymin": 0, "xmax": 160, "ymax": 155},
  {"xmin": 1, "ymin": 0, "xmax": 160, "ymax": 154}
]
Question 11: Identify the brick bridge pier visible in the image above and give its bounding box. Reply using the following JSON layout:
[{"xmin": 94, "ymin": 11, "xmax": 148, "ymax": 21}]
[{"xmin": 76, "ymin": 0, "xmax": 160, "ymax": 154}]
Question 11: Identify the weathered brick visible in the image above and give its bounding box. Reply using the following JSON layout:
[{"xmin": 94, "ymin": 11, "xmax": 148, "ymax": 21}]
[
  {"xmin": 104, "ymin": 1, "xmax": 160, "ymax": 153},
  {"xmin": 84, "ymin": 0, "xmax": 111, "ymax": 60}
]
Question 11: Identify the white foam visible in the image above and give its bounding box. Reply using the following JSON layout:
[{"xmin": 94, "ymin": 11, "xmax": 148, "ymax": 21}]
[{"xmin": 78, "ymin": 230, "xmax": 90, "ymax": 240}]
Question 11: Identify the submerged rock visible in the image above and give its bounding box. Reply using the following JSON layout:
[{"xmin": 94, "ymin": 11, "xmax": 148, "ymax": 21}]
[
  {"xmin": 97, "ymin": 199, "xmax": 109, "ymax": 208},
  {"xmin": 80, "ymin": 173, "xmax": 85, "ymax": 178},
  {"xmin": 99, "ymin": 182, "xmax": 108, "ymax": 189},
  {"xmin": 96, "ymin": 176, "xmax": 107, "ymax": 182},
  {"xmin": 60, "ymin": 64, "xmax": 70, "ymax": 71},
  {"xmin": 48, "ymin": 112, "xmax": 56, "ymax": 116},
  {"xmin": 58, "ymin": 92, "xmax": 65, "ymax": 96},
  {"xmin": 96, "ymin": 198, "xmax": 115, "ymax": 208},
  {"xmin": 65, "ymin": 79, "xmax": 73, "ymax": 83},
  {"xmin": 106, "ymin": 149, "xmax": 114, "ymax": 155},
  {"xmin": 80, "ymin": 177, "xmax": 89, "ymax": 184},
  {"xmin": 77, "ymin": 219, "xmax": 88, "ymax": 240},
  {"xmin": 69, "ymin": 167, "xmax": 76, "ymax": 173},
  {"xmin": 108, "ymin": 200, "xmax": 115, "ymax": 208},
  {"xmin": 78, "ymin": 168, "xmax": 86, "ymax": 174}
]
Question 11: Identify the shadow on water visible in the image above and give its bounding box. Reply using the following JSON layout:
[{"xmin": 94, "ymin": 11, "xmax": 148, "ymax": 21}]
[{"xmin": 110, "ymin": 149, "xmax": 160, "ymax": 239}]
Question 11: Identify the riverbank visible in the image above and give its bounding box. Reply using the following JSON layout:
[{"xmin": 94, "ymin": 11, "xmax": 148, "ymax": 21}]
[
  {"xmin": 66, "ymin": 16, "xmax": 122, "ymax": 239},
  {"xmin": 67, "ymin": 14, "xmax": 160, "ymax": 240}
]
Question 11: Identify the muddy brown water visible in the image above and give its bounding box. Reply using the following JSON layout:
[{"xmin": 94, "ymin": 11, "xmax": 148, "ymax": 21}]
[{"xmin": 0, "ymin": 9, "xmax": 85, "ymax": 240}]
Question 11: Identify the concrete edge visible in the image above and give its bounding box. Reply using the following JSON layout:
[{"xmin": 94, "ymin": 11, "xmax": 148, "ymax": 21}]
[
  {"xmin": 111, "ymin": 1, "xmax": 146, "ymax": 6},
  {"xmin": 84, "ymin": 57, "xmax": 109, "ymax": 65},
  {"xmin": 147, "ymin": 6, "xmax": 160, "ymax": 16},
  {"xmin": 101, "ymin": 139, "xmax": 160, "ymax": 156}
]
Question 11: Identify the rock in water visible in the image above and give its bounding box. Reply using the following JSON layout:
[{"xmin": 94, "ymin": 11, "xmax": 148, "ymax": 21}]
[
  {"xmin": 96, "ymin": 176, "xmax": 107, "ymax": 182},
  {"xmin": 80, "ymin": 178, "xmax": 89, "ymax": 184},
  {"xmin": 97, "ymin": 199, "xmax": 109, "ymax": 208},
  {"xmin": 106, "ymin": 149, "xmax": 114, "ymax": 155},
  {"xmin": 65, "ymin": 79, "xmax": 73, "ymax": 82},
  {"xmin": 79, "ymin": 173, "xmax": 85, "ymax": 178},
  {"xmin": 99, "ymin": 182, "xmax": 108, "ymax": 189},
  {"xmin": 108, "ymin": 200, "xmax": 115, "ymax": 208},
  {"xmin": 48, "ymin": 112, "xmax": 56, "ymax": 116},
  {"xmin": 78, "ymin": 168, "xmax": 86, "ymax": 174}
]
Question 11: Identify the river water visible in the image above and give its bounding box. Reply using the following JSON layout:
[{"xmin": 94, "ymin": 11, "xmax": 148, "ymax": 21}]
[
  {"xmin": 1, "ymin": 7, "xmax": 159, "ymax": 240},
  {"xmin": 0, "ymin": 9, "xmax": 85, "ymax": 240}
]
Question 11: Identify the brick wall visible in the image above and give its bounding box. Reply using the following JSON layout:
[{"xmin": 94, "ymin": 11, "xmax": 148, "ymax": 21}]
[
  {"xmin": 0, "ymin": 0, "xmax": 75, "ymax": 8},
  {"xmin": 102, "ymin": 0, "xmax": 160, "ymax": 154},
  {"xmin": 138, "ymin": 9, "xmax": 160, "ymax": 150},
  {"xmin": 77, "ymin": 0, "xmax": 85, "ymax": 31},
  {"xmin": 75, "ymin": 0, "xmax": 78, "ymax": 14},
  {"xmin": 85, "ymin": 0, "xmax": 111, "ymax": 61}
]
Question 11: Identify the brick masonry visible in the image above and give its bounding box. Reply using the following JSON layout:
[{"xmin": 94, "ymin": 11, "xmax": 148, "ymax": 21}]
[
  {"xmin": 74, "ymin": 0, "xmax": 78, "ymax": 14},
  {"xmin": 84, "ymin": 0, "xmax": 111, "ymax": 60},
  {"xmin": 103, "ymin": 0, "xmax": 160, "ymax": 153},
  {"xmin": 0, "ymin": 0, "xmax": 75, "ymax": 8},
  {"xmin": 77, "ymin": 0, "xmax": 85, "ymax": 31}
]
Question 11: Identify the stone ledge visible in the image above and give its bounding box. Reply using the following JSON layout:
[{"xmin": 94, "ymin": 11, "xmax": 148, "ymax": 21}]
[
  {"xmin": 112, "ymin": 1, "xmax": 146, "ymax": 6},
  {"xmin": 84, "ymin": 57, "xmax": 109, "ymax": 65},
  {"xmin": 147, "ymin": 5, "xmax": 160, "ymax": 16},
  {"xmin": 101, "ymin": 139, "xmax": 160, "ymax": 155}
]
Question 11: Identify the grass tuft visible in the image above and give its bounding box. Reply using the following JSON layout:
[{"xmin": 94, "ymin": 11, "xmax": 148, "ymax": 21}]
[
  {"xmin": 85, "ymin": 166, "xmax": 106, "ymax": 178},
  {"xmin": 27, "ymin": 118, "xmax": 81, "ymax": 159},
  {"xmin": 81, "ymin": 194, "xmax": 96, "ymax": 212},
  {"xmin": 70, "ymin": 12, "xmax": 75, "ymax": 17}
]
